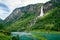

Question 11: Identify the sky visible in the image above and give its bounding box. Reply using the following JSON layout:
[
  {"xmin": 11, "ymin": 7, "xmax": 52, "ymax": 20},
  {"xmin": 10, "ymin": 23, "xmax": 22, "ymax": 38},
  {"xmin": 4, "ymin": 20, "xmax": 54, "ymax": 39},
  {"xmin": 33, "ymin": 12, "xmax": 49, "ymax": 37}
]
[{"xmin": 0, "ymin": 0, "xmax": 50, "ymax": 20}]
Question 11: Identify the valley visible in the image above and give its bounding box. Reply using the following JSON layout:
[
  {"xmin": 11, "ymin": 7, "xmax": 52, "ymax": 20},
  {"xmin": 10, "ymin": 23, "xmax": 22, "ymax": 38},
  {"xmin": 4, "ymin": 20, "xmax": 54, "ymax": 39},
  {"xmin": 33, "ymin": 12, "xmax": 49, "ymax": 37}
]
[{"xmin": 0, "ymin": 0, "xmax": 60, "ymax": 40}]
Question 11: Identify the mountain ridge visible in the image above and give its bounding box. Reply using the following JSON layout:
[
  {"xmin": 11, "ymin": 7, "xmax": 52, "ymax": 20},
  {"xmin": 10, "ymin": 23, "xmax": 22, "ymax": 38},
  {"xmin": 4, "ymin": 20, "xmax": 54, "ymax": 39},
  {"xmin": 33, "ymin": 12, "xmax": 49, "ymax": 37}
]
[
  {"xmin": 3, "ymin": 0, "xmax": 60, "ymax": 31},
  {"xmin": 4, "ymin": 3, "xmax": 43, "ymax": 24},
  {"xmin": 4, "ymin": 0, "xmax": 59, "ymax": 23}
]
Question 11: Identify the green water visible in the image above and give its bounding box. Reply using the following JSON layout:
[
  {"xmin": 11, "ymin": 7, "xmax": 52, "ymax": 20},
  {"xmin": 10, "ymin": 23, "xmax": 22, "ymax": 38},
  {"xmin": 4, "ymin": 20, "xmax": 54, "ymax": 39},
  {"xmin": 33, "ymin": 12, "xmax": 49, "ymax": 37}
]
[
  {"xmin": 11, "ymin": 32, "xmax": 60, "ymax": 40},
  {"xmin": 32, "ymin": 32, "xmax": 60, "ymax": 40}
]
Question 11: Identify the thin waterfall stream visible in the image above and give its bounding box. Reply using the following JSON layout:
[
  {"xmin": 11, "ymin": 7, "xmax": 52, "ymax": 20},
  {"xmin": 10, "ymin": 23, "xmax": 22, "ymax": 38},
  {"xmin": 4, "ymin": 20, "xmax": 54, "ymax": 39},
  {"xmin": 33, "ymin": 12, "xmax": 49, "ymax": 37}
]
[
  {"xmin": 40, "ymin": 6, "xmax": 44, "ymax": 16},
  {"xmin": 30, "ymin": 5, "xmax": 44, "ymax": 26},
  {"xmin": 37, "ymin": 5, "xmax": 44, "ymax": 18}
]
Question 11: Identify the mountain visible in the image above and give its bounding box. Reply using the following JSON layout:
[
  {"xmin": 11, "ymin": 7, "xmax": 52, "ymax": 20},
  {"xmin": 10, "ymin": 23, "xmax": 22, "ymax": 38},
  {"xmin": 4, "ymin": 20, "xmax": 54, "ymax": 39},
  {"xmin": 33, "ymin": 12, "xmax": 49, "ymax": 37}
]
[
  {"xmin": 4, "ymin": 3, "xmax": 43, "ymax": 24},
  {"xmin": 4, "ymin": 3, "xmax": 44, "ymax": 31},
  {"xmin": 4, "ymin": 1, "xmax": 53, "ymax": 26},
  {"xmin": 4, "ymin": 0, "xmax": 60, "ymax": 24},
  {"xmin": 4, "ymin": 0, "xmax": 60, "ymax": 31}
]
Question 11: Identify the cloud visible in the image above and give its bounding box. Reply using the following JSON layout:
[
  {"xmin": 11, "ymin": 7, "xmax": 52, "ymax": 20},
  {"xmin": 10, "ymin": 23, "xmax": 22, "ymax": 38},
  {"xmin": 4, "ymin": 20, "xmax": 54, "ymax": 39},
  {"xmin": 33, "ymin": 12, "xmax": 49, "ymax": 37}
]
[
  {"xmin": 1, "ymin": 0, "xmax": 50, "ymax": 10},
  {"xmin": 0, "ymin": 3, "xmax": 10, "ymax": 12},
  {"xmin": 2, "ymin": 0, "xmax": 22, "ymax": 10},
  {"xmin": 0, "ymin": 3, "xmax": 10, "ymax": 19},
  {"xmin": 0, "ymin": 9, "xmax": 9, "ymax": 19},
  {"xmin": 21, "ymin": 0, "xmax": 50, "ymax": 5}
]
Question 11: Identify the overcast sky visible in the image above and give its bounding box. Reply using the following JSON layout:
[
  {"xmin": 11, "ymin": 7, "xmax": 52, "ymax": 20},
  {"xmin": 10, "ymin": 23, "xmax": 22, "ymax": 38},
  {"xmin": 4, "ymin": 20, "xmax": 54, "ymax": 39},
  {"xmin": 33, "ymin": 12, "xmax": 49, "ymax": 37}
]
[{"xmin": 0, "ymin": 0, "xmax": 50, "ymax": 20}]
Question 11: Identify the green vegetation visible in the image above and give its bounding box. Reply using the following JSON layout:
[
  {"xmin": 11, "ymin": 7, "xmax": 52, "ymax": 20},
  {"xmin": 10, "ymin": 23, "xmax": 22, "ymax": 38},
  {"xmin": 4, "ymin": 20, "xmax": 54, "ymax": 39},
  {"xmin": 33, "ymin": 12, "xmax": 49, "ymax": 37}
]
[
  {"xmin": 12, "ymin": 35, "xmax": 20, "ymax": 40},
  {"xmin": 32, "ymin": 6, "xmax": 60, "ymax": 31},
  {"xmin": 5, "ymin": 12, "xmax": 36, "ymax": 32},
  {"xmin": 0, "ymin": 33, "xmax": 11, "ymax": 40},
  {"xmin": 31, "ymin": 29, "xmax": 60, "ymax": 34},
  {"xmin": 0, "ymin": 23, "xmax": 4, "ymax": 30}
]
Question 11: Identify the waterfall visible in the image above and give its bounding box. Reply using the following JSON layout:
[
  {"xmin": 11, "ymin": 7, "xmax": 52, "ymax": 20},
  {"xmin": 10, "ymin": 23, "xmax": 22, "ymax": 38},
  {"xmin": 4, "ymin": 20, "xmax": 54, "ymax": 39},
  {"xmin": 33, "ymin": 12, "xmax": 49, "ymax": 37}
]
[
  {"xmin": 30, "ymin": 6, "xmax": 44, "ymax": 26},
  {"xmin": 35, "ymin": 5, "xmax": 44, "ymax": 20},
  {"xmin": 37, "ymin": 6, "xmax": 44, "ymax": 17},
  {"xmin": 40, "ymin": 6, "xmax": 44, "ymax": 16}
]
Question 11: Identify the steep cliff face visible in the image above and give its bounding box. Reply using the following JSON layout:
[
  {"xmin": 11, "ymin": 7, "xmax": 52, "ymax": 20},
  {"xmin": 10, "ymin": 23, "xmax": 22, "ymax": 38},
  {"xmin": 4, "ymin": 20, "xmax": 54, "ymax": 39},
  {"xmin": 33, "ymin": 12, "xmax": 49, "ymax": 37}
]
[
  {"xmin": 43, "ymin": 1, "xmax": 53, "ymax": 13},
  {"xmin": 4, "ymin": 3, "xmax": 43, "ymax": 23},
  {"xmin": 43, "ymin": 0, "xmax": 60, "ymax": 13},
  {"xmin": 4, "ymin": 8, "xmax": 24, "ymax": 23}
]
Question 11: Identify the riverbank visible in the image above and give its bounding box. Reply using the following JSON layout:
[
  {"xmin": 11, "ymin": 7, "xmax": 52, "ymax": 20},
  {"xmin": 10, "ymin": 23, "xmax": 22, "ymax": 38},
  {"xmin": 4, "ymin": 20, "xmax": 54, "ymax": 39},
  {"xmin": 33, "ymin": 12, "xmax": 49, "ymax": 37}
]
[{"xmin": 30, "ymin": 29, "xmax": 60, "ymax": 34}]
